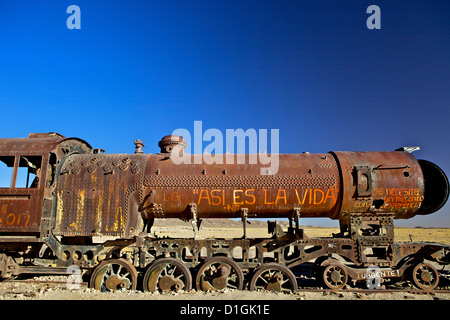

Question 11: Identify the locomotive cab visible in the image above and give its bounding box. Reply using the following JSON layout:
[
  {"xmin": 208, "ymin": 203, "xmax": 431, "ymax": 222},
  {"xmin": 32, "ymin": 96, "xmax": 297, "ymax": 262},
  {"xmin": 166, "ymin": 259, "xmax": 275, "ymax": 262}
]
[
  {"xmin": 0, "ymin": 134, "xmax": 60, "ymax": 235},
  {"xmin": 0, "ymin": 154, "xmax": 43, "ymax": 233},
  {"xmin": 0, "ymin": 133, "xmax": 92, "ymax": 236}
]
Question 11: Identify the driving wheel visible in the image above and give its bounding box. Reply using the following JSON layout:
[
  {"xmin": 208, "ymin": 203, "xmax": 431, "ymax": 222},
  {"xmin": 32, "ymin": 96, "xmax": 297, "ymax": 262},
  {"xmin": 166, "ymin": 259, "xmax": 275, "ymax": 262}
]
[
  {"xmin": 143, "ymin": 258, "xmax": 192, "ymax": 292},
  {"xmin": 90, "ymin": 258, "xmax": 138, "ymax": 292},
  {"xmin": 195, "ymin": 256, "xmax": 244, "ymax": 291},
  {"xmin": 249, "ymin": 263, "xmax": 297, "ymax": 293}
]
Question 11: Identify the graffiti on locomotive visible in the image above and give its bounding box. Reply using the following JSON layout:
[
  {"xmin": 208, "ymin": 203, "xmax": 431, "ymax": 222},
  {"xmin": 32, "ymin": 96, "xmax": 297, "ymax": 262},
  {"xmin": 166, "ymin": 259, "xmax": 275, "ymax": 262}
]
[
  {"xmin": 157, "ymin": 187, "xmax": 338, "ymax": 212},
  {"xmin": 373, "ymin": 187, "xmax": 424, "ymax": 209}
]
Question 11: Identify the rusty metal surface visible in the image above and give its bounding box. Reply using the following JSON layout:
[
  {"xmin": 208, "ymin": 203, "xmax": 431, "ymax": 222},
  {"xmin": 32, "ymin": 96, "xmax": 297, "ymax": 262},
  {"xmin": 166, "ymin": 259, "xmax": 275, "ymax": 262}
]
[
  {"xmin": 141, "ymin": 153, "xmax": 341, "ymax": 220},
  {"xmin": 332, "ymin": 151, "xmax": 426, "ymax": 220},
  {"xmin": 0, "ymin": 133, "xmax": 92, "ymax": 234},
  {"xmin": 54, "ymin": 153, "xmax": 149, "ymax": 237},
  {"xmin": 0, "ymin": 135, "xmax": 62, "ymax": 233},
  {"xmin": 140, "ymin": 148, "xmax": 447, "ymax": 223}
]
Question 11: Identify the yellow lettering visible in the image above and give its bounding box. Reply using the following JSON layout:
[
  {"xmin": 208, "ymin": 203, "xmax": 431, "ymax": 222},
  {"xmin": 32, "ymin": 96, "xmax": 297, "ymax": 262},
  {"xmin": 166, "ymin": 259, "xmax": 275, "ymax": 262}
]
[
  {"xmin": 295, "ymin": 189, "xmax": 308, "ymax": 204},
  {"xmin": 226, "ymin": 204, "xmax": 240, "ymax": 211},
  {"xmin": 23, "ymin": 214, "xmax": 30, "ymax": 227},
  {"xmin": 6, "ymin": 213, "xmax": 15, "ymax": 225},
  {"xmin": 264, "ymin": 189, "xmax": 274, "ymax": 205},
  {"xmin": 233, "ymin": 190, "xmax": 244, "ymax": 205},
  {"xmin": 211, "ymin": 189, "xmax": 222, "ymax": 205},
  {"xmin": 275, "ymin": 189, "xmax": 287, "ymax": 205},
  {"xmin": 198, "ymin": 190, "xmax": 211, "ymax": 205},
  {"xmin": 245, "ymin": 189, "xmax": 256, "ymax": 205},
  {"xmin": 324, "ymin": 188, "xmax": 336, "ymax": 204},
  {"xmin": 313, "ymin": 189, "xmax": 325, "ymax": 205}
]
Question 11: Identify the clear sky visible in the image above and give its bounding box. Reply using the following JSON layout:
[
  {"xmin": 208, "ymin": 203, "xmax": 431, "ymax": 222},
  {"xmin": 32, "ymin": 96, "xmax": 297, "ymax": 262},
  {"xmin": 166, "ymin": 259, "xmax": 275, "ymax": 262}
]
[{"xmin": 1, "ymin": 1, "xmax": 449, "ymax": 227}]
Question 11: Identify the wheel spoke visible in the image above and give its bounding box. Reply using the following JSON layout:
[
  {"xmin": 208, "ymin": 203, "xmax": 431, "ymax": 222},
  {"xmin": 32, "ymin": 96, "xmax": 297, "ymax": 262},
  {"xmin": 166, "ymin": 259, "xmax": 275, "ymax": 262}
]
[
  {"xmin": 143, "ymin": 258, "xmax": 192, "ymax": 293},
  {"xmin": 90, "ymin": 258, "xmax": 138, "ymax": 292},
  {"xmin": 115, "ymin": 265, "xmax": 123, "ymax": 276},
  {"xmin": 196, "ymin": 256, "xmax": 244, "ymax": 291},
  {"xmin": 411, "ymin": 263, "xmax": 439, "ymax": 290},
  {"xmin": 259, "ymin": 275, "xmax": 269, "ymax": 284},
  {"xmin": 322, "ymin": 262, "xmax": 347, "ymax": 290},
  {"xmin": 250, "ymin": 263, "xmax": 297, "ymax": 293}
]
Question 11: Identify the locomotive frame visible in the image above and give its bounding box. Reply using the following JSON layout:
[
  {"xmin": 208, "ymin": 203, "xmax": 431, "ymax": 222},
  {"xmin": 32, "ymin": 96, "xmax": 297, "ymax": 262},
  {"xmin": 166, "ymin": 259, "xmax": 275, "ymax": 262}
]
[{"xmin": 0, "ymin": 132, "xmax": 449, "ymax": 292}]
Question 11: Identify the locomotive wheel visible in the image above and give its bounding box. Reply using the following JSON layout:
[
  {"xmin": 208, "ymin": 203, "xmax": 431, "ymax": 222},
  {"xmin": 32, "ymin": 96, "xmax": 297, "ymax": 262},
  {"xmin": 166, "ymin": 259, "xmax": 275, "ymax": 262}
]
[
  {"xmin": 143, "ymin": 258, "xmax": 192, "ymax": 293},
  {"xmin": 249, "ymin": 263, "xmax": 297, "ymax": 293},
  {"xmin": 411, "ymin": 263, "xmax": 439, "ymax": 290},
  {"xmin": 90, "ymin": 258, "xmax": 138, "ymax": 292},
  {"xmin": 322, "ymin": 263, "xmax": 348, "ymax": 290},
  {"xmin": 195, "ymin": 256, "xmax": 244, "ymax": 291}
]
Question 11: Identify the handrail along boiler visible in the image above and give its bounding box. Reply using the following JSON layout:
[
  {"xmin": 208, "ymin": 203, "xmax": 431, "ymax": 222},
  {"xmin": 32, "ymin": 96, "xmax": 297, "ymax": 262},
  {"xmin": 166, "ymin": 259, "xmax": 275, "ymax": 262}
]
[{"xmin": 0, "ymin": 132, "xmax": 448, "ymax": 292}]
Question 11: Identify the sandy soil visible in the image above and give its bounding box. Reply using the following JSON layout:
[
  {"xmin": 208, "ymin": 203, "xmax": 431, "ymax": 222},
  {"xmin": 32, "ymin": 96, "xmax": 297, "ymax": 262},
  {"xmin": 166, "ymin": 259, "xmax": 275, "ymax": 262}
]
[
  {"xmin": 150, "ymin": 218, "xmax": 450, "ymax": 244},
  {"xmin": 0, "ymin": 275, "xmax": 448, "ymax": 301}
]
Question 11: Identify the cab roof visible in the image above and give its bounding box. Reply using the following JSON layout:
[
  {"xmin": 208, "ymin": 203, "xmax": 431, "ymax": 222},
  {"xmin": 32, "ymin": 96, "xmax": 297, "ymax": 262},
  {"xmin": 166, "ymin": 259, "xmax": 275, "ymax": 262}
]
[{"xmin": 0, "ymin": 133, "xmax": 92, "ymax": 155}]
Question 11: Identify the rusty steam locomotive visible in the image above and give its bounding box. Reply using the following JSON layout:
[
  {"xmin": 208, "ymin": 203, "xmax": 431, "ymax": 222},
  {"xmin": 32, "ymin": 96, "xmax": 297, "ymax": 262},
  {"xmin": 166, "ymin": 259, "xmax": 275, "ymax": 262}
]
[{"xmin": 0, "ymin": 132, "xmax": 449, "ymax": 292}]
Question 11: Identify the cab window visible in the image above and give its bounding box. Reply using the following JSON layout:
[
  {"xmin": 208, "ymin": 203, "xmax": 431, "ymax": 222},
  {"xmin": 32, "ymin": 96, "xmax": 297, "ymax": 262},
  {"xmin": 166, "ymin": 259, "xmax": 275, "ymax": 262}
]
[
  {"xmin": 0, "ymin": 155, "xmax": 42, "ymax": 188},
  {"xmin": 0, "ymin": 156, "xmax": 14, "ymax": 188},
  {"xmin": 16, "ymin": 156, "xmax": 42, "ymax": 188}
]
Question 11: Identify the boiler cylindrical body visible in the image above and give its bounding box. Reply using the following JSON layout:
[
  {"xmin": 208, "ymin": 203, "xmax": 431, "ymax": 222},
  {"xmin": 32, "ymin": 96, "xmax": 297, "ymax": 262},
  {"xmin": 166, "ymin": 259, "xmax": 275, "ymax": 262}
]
[
  {"xmin": 142, "ymin": 153, "xmax": 342, "ymax": 220},
  {"xmin": 53, "ymin": 147, "xmax": 448, "ymax": 238},
  {"xmin": 331, "ymin": 151, "xmax": 425, "ymax": 220},
  {"xmin": 141, "ymin": 150, "xmax": 448, "ymax": 221}
]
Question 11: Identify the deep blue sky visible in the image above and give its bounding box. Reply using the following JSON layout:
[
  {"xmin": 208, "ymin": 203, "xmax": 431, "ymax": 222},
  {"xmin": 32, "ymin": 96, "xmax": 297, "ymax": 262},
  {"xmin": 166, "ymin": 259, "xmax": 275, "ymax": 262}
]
[{"xmin": 1, "ymin": 1, "xmax": 449, "ymax": 227}]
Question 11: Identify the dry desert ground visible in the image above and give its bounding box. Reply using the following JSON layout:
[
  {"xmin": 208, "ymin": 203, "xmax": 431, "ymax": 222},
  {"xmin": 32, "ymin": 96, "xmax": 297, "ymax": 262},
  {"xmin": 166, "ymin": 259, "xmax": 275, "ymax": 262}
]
[{"xmin": 1, "ymin": 219, "xmax": 449, "ymax": 302}]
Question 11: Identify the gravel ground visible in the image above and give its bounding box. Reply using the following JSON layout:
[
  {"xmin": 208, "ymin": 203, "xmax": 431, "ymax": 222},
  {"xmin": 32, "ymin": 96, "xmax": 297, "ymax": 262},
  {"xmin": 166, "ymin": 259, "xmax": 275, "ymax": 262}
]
[{"xmin": 0, "ymin": 275, "xmax": 448, "ymax": 301}]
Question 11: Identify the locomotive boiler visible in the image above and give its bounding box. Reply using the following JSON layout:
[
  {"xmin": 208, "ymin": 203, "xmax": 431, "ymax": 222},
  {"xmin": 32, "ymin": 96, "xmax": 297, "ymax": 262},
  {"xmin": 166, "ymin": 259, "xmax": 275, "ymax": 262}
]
[
  {"xmin": 52, "ymin": 134, "xmax": 448, "ymax": 238},
  {"xmin": 0, "ymin": 132, "xmax": 449, "ymax": 293}
]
